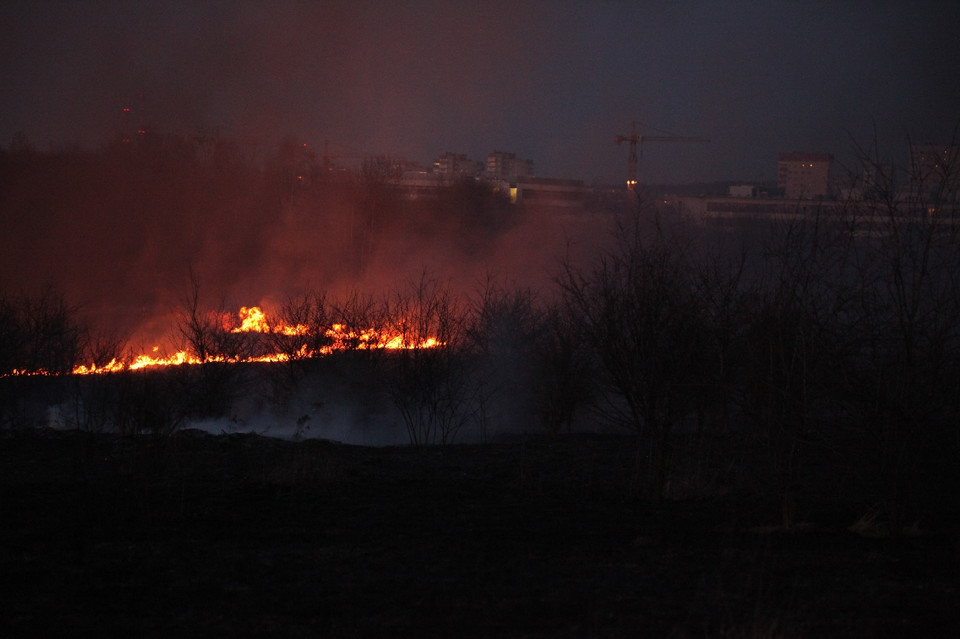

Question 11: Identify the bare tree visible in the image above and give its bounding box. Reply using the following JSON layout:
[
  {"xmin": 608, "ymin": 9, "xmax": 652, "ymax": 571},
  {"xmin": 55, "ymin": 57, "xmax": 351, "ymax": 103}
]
[
  {"xmin": 692, "ymin": 248, "xmax": 750, "ymax": 436},
  {"xmin": 0, "ymin": 287, "xmax": 88, "ymax": 429},
  {"xmin": 5, "ymin": 286, "xmax": 88, "ymax": 374},
  {"xmin": 273, "ymin": 292, "xmax": 331, "ymax": 357},
  {"xmin": 840, "ymin": 131, "xmax": 960, "ymax": 531},
  {"xmin": 560, "ymin": 205, "xmax": 708, "ymax": 498},
  {"xmin": 175, "ymin": 270, "xmax": 251, "ymax": 419},
  {"xmin": 381, "ymin": 272, "xmax": 475, "ymax": 446},
  {"xmin": 531, "ymin": 301, "xmax": 595, "ymax": 435},
  {"xmin": 739, "ymin": 209, "xmax": 857, "ymax": 528},
  {"xmin": 66, "ymin": 332, "xmax": 127, "ymax": 433},
  {"xmin": 177, "ymin": 269, "xmax": 253, "ymax": 363},
  {"xmin": 264, "ymin": 291, "xmax": 334, "ymax": 408}
]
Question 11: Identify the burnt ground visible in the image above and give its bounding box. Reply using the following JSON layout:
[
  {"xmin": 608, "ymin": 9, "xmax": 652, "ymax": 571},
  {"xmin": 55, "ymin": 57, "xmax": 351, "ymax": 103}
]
[{"xmin": 1, "ymin": 428, "xmax": 958, "ymax": 638}]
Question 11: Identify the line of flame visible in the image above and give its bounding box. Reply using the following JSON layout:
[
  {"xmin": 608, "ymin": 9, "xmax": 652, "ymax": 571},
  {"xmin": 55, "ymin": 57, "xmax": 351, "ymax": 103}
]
[{"xmin": 3, "ymin": 307, "xmax": 441, "ymax": 377}]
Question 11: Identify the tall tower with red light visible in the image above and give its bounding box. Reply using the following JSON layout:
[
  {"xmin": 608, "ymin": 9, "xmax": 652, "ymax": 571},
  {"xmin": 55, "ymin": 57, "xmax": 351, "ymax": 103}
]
[{"xmin": 119, "ymin": 93, "xmax": 146, "ymax": 144}]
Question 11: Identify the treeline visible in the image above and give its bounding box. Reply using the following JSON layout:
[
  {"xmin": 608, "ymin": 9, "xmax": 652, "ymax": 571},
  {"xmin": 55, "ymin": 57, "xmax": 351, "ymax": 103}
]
[{"xmin": 0, "ymin": 132, "xmax": 514, "ymax": 230}]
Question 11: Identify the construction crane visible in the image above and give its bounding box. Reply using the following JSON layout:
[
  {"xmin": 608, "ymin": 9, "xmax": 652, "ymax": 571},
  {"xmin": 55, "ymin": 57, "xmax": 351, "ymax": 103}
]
[{"xmin": 615, "ymin": 121, "xmax": 710, "ymax": 190}]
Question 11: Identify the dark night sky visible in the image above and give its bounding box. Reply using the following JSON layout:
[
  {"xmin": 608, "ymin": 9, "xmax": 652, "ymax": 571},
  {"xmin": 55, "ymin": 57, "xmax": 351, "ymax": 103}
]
[{"xmin": 3, "ymin": 0, "xmax": 959, "ymax": 185}]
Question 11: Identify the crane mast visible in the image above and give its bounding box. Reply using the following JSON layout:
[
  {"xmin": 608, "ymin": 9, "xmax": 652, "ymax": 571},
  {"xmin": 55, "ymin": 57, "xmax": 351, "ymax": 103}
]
[{"xmin": 615, "ymin": 121, "xmax": 710, "ymax": 190}]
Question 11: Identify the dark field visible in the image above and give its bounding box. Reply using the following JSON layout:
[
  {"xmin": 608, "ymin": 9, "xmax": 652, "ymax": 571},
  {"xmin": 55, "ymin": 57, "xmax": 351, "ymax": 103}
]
[{"xmin": 2, "ymin": 428, "xmax": 958, "ymax": 638}]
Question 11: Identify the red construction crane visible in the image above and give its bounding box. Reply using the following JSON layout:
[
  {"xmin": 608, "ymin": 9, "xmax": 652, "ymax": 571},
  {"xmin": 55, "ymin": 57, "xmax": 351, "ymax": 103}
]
[{"xmin": 615, "ymin": 121, "xmax": 710, "ymax": 190}]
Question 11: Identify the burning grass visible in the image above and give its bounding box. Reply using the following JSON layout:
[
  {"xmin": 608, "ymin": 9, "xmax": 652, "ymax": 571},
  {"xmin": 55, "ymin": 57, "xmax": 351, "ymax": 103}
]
[{"xmin": 55, "ymin": 306, "xmax": 443, "ymax": 376}]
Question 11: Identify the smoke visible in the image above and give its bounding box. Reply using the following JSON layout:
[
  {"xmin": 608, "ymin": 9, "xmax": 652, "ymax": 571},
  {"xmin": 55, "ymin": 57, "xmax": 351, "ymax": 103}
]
[
  {"xmin": 184, "ymin": 366, "xmax": 412, "ymax": 446},
  {"xmin": 0, "ymin": 139, "xmax": 615, "ymax": 354},
  {"xmin": 0, "ymin": 131, "xmax": 627, "ymax": 445}
]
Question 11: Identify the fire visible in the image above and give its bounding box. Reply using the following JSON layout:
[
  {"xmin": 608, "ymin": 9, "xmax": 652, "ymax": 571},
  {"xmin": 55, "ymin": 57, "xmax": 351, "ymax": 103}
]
[
  {"xmin": 320, "ymin": 323, "xmax": 439, "ymax": 352},
  {"xmin": 3, "ymin": 306, "xmax": 442, "ymax": 377},
  {"xmin": 230, "ymin": 306, "xmax": 310, "ymax": 336},
  {"xmin": 72, "ymin": 358, "xmax": 125, "ymax": 375},
  {"xmin": 129, "ymin": 350, "xmax": 202, "ymax": 370},
  {"xmin": 232, "ymin": 306, "xmax": 270, "ymax": 333}
]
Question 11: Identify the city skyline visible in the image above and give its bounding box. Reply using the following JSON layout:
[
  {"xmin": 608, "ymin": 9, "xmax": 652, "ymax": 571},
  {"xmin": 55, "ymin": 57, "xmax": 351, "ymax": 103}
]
[{"xmin": 3, "ymin": 1, "xmax": 958, "ymax": 185}]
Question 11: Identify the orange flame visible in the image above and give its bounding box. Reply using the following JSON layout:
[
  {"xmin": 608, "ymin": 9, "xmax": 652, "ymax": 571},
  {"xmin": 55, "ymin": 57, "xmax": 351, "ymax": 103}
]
[
  {"xmin": 0, "ymin": 306, "xmax": 442, "ymax": 377},
  {"xmin": 230, "ymin": 306, "xmax": 310, "ymax": 336}
]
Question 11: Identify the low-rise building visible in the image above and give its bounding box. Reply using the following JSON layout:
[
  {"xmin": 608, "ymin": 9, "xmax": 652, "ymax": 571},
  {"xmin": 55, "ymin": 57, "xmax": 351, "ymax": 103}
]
[{"xmin": 514, "ymin": 177, "xmax": 587, "ymax": 207}]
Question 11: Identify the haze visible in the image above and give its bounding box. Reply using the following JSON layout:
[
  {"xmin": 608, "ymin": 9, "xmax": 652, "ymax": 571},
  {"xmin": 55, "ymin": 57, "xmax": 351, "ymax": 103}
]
[
  {"xmin": 3, "ymin": 0, "xmax": 959, "ymax": 350},
  {"xmin": 3, "ymin": 1, "xmax": 958, "ymax": 184}
]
